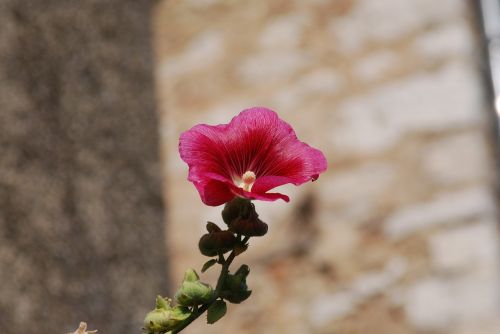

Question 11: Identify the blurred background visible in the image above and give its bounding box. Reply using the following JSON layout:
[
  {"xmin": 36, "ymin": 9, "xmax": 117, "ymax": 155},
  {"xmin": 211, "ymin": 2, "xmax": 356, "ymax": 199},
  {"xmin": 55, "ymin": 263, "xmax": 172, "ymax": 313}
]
[
  {"xmin": 1, "ymin": 0, "xmax": 499, "ymax": 334},
  {"xmin": 156, "ymin": 1, "xmax": 500, "ymax": 334}
]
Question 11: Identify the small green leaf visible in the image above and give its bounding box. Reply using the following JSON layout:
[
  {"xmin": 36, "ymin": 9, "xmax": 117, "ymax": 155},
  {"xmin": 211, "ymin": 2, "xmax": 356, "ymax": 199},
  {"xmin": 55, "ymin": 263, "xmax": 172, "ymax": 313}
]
[
  {"xmin": 202, "ymin": 259, "xmax": 218, "ymax": 273},
  {"xmin": 207, "ymin": 300, "xmax": 227, "ymax": 324}
]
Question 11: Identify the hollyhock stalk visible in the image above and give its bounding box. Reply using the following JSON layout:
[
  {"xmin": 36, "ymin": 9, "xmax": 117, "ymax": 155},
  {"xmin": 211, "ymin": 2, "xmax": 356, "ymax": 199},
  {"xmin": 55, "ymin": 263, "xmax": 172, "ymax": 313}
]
[
  {"xmin": 142, "ymin": 107, "xmax": 327, "ymax": 334},
  {"xmin": 169, "ymin": 236, "xmax": 248, "ymax": 334}
]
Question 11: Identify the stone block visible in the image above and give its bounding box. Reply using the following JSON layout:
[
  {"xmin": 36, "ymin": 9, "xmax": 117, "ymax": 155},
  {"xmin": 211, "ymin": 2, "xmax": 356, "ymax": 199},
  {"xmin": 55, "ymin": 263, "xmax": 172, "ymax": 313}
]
[
  {"xmin": 422, "ymin": 132, "xmax": 491, "ymax": 186},
  {"xmin": 385, "ymin": 187, "xmax": 496, "ymax": 239}
]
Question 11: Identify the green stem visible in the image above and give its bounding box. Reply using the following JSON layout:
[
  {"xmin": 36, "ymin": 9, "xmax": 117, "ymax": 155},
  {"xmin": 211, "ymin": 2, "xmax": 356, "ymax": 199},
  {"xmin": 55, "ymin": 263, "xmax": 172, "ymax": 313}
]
[{"xmin": 171, "ymin": 237, "xmax": 249, "ymax": 334}]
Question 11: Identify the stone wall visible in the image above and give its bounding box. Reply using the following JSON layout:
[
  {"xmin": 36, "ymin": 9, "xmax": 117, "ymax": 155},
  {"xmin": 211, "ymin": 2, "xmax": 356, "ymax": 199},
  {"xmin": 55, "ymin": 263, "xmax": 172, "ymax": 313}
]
[
  {"xmin": 0, "ymin": 1, "xmax": 168, "ymax": 333},
  {"xmin": 155, "ymin": 0, "xmax": 500, "ymax": 333}
]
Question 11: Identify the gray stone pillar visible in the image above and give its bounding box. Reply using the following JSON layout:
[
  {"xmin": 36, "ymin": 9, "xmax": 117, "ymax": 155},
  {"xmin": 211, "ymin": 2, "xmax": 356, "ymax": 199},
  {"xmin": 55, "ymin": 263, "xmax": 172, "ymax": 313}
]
[{"xmin": 0, "ymin": 1, "xmax": 168, "ymax": 333}]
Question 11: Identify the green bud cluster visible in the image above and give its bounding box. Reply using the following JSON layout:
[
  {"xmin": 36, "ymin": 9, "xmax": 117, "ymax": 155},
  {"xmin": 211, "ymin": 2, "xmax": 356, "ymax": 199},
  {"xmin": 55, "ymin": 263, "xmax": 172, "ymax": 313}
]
[
  {"xmin": 143, "ymin": 269, "xmax": 215, "ymax": 334},
  {"xmin": 144, "ymin": 198, "xmax": 267, "ymax": 333}
]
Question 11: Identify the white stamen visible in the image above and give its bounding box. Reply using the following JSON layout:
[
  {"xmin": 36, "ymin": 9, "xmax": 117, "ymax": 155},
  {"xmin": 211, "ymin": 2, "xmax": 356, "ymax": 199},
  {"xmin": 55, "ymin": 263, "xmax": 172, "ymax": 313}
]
[{"xmin": 238, "ymin": 171, "xmax": 256, "ymax": 191}]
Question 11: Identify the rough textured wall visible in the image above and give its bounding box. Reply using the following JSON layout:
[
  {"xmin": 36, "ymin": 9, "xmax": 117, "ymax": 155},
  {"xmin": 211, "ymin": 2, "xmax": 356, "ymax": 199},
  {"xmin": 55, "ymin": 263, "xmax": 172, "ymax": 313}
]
[
  {"xmin": 155, "ymin": 0, "xmax": 500, "ymax": 333},
  {"xmin": 0, "ymin": 1, "xmax": 168, "ymax": 333}
]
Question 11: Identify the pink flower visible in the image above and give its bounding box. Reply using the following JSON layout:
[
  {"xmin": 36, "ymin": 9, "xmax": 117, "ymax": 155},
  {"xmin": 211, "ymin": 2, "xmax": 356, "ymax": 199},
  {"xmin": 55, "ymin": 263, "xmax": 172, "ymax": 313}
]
[{"xmin": 179, "ymin": 107, "xmax": 328, "ymax": 206}]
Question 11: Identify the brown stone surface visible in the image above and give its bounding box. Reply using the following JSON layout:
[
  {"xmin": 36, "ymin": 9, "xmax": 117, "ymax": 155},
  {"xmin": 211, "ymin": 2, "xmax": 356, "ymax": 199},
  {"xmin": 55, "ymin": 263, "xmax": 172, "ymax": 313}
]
[
  {"xmin": 155, "ymin": 0, "xmax": 500, "ymax": 333},
  {"xmin": 0, "ymin": 1, "xmax": 168, "ymax": 333}
]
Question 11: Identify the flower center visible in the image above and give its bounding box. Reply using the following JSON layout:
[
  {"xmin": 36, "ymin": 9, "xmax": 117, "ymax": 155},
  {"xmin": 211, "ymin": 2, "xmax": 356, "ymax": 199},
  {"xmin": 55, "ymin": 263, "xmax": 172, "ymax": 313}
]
[{"xmin": 238, "ymin": 171, "xmax": 256, "ymax": 192}]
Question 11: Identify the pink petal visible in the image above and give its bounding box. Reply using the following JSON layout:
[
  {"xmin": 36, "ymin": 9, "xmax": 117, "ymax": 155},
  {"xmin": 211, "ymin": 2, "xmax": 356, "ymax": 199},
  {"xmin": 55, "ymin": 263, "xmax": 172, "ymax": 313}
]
[
  {"xmin": 231, "ymin": 184, "xmax": 290, "ymax": 203},
  {"xmin": 251, "ymin": 175, "xmax": 294, "ymax": 194},
  {"xmin": 201, "ymin": 173, "xmax": 290, "ymax": 204},
  {"xmin": 231, "ymin": 107, "xmax": 327, "ymax": 184},
  {"xmin": 195, "ymin": 179, "xmax": 235, "ymax": 206}
]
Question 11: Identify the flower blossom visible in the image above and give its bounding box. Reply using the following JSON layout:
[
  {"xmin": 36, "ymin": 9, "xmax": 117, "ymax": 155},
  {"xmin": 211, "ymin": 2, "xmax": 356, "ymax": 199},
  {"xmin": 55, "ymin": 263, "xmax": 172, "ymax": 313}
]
[{"xmin": 179, "ymin": 107, "xmax": 327, "ymax": 206}]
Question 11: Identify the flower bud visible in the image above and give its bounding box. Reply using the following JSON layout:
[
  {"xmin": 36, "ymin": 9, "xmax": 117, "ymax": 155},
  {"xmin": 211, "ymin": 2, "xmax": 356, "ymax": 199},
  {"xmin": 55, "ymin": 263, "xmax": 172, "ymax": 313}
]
[
  {"xmin": 221, "ymin": 197, "xmax": 253, "ymax": 225},
  {"xmin": 143, "ymin": 296, "xmax": 190, "ymax": 333},
  {"xmin": 229, "ymin": 215, "xmax": 268, "ymax": 237},
  {"xmin": 175, "ymin": 269, "xmax": 214, "ymax": 306},
  {"xmin": 143, "ymin": 309, "xmax": 172, "ymax": 333},
  {"xmin": 198, "ymin": 231, "xmax": 237, "ymax": 257},
  {"xmin": 221, "ymin": 289, "xmax": 252, "ymax": 304},
  {"xmin": 220, "ymin": 264, "xmax": 252, "ymax": 304},
  {"xmin": 225, "ymin": 265, "xmax": 250, "ymax": 291}
]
